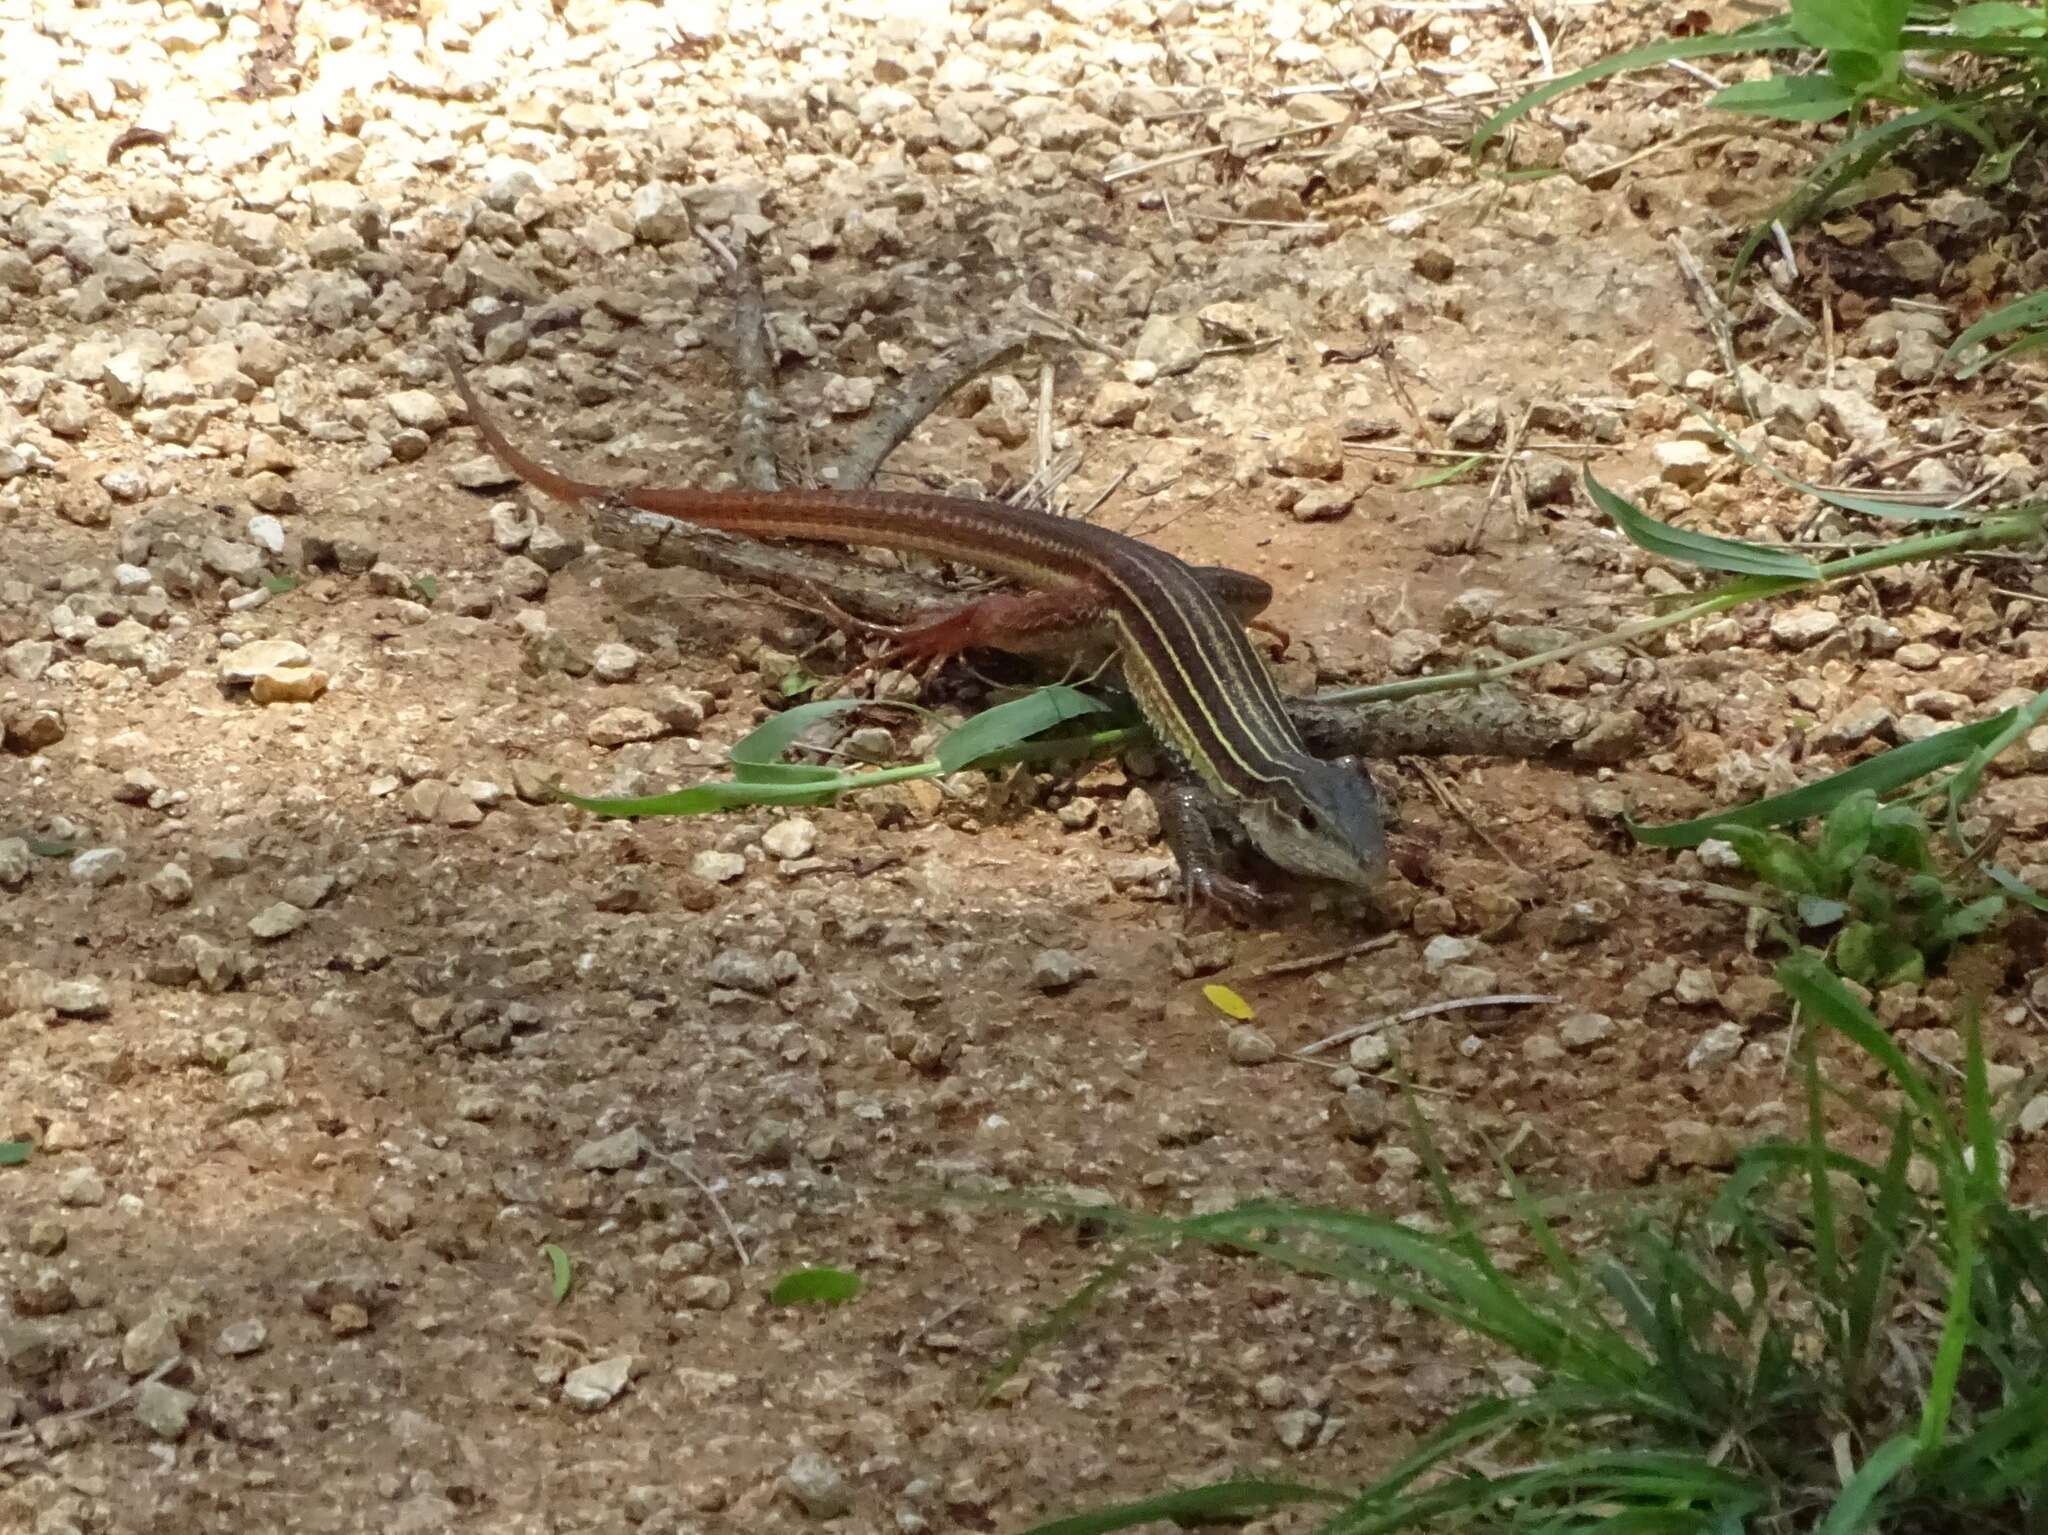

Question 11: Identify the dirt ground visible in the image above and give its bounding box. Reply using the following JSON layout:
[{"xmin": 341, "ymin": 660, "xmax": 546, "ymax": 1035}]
[{"xmin": 3, "ymin": 1, "xmax": 2046, "ymax": 1531}]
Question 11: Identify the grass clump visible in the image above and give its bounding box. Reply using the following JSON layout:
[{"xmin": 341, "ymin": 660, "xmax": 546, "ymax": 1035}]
[{"xmin": 1011, "ymin": 955, "xmax": 2048, "ymax": 1534}]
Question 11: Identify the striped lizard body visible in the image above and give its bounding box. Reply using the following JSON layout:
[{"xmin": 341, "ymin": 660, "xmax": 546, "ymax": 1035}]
[{"xmin": 442, "ymin": 350, "xmax": 1385, "ymax": 910}]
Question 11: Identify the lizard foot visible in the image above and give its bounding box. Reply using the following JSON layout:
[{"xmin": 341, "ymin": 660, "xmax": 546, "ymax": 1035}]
[{"xmin": 1180, "ymin": 865, "xmax": 1283, "ymax": 926}]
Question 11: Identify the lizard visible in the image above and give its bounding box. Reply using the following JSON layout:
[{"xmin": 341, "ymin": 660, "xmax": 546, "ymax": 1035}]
[{"xmin": 440, "ymin": 348, "xmax": 1386, "ymax": 916}]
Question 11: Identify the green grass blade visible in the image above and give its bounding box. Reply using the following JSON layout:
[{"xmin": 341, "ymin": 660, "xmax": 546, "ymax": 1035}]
[
  {"xmin": 1961, "ymin": 327, "xmax": 2048, "ymax": 378},
  {"xmin": 984, "ymin": 1253, "xmax": 1136, "ymax": 1399},
  {"xmin": 1944, "ymin": 686, "xmax": 2048, "ymax": 819},
  {"xmin": 1403, "ymin": 453, "xmax": 1487, "ymax": 489},
  {"xmin": 1586, "ymin": 471, "xmax": 1822, "ymax": 579},
  {"xmin": 1017, "ymin": 1478, "xmax": 1343, "ymax": 1535},
  {"xmin": 1470, "ymin": 22, "xmax": 1803, "ymax": 153},
  {"xmin": 1842, "ymin": 1109, "xmax": 1916, "ymax": 1392},
  {"xmin": 557, "ymin": 775, "xmax": 856, "ymax": 816},
  {"xmin": 935, "ymin": 685, "xmax": 1109, "ymax": 772},
  {"xmin": 1680, "ymin": 401, "xmax": 1969, "ymax": 522},
  {"xmin": 1920, "ymin": 1219, "xmax": 1976, "ymax": 1452},
  {"xmin": 1729, "ymin": 104, "xmax": 1957, "ymax": 279},
  {"xmin": 1943, "ymin": 287, "xmax": 2048, "ymax": 370},
  {"xmin": 1778, "ymin": 952, "xmax": 1953, "ymax": 1139},
  {"xmin": 1629, "ymin": 710, "xmax": 2018, "ymax": 847},
  {"xmin": 1802, "ymin": 1031, "xmax": 1846, "ymax": 1347},
  {"xmin": 1814, "ymin": 1435, "xmax": 1918, "ymax": 1535},
  {"xmin": 728, "ymin": 696, "xmax": 882, "ymax": 770}
]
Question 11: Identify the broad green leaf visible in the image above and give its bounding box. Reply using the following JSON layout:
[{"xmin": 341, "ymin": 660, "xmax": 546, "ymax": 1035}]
[
  {"xmin": 1933, "ymin": 893, "xmax": 2006, "ymax": 946},
  {"xmin": 935, "ymin": 685, "xmax": 1109, "ymax": 773},
  {"xmin": 542, "ymin": 1243, "xmax": 573, "ymax": 1304},
  {"xmin": 1818, "ymin": 790, "xmax": 1877, "ymax": 878},
  {"xmin": 769, "ymin": 1266, "xmax": 864, "ymax": 1306},
  {"xmin": 1711, "ymin": 75, "xmax": 1861, "ymax": 119},
  {"xmin": 1836, "ymin": 921, "xmax": 1880, "ymax": 983},
  {"xmin": 413, "ymin": 574, "xmax": 440, "ymax": 602},
  {"xmin": 1944, "ymin": 289, "xmax": 2048, "ymax": 375},
  {"xmin": 777, "ymin": 671, "xmax": 819, "ymax": 699},
  {"xmin": 0, "ymin": 1141, "xmax": 29, "ymax": 1167},
  {"xmin": 1470, "ymin": 22, "xmax": 1804, "ymax": 154},
  {"xmin": 1629, "ymin": 710, "xmax": 2018, "ymax": 847},
  {"xmin": 1815, "ymin": 1436, "xmax": 1919, "ymax": 1535},
  {"xmin": 263, "ymin": 574, "xmax": 299, "ymax": 595},
  {"xmin": 1585, "ymin": 471, "xmax": 1821, "ymax": 579},
  {"xmin": 1202, "ymin": 984, "xmax": 1254, "ymax": 1020},
  {"xmin": 1869, "ymin": 802, "xmax": 1935, "ymax": 873},
  {"xmin": 1403, "ymin": 453, "xmax": 1486, "ymax": 489},
  {"xmin": 1725, "ymin": 826, "xmax": 1827, "ymax": 895},
  {"xmin": 26, "ymin": 839, "xmax": 76, "ymax": 857},
  {"xmin": 1792, "ymin": 0, "xmax": 1906, "ymax": 53},
  {"xmin": 1826, "ymin": 47, "xmax": 1895, "ymax": 90},
  {"xmin": 1946, "ymin": 1, "xmax": 2048, "ymax": 35},
  {"xmin": 1016, "ymin": 1479, "xmax": 1342, "ymax": 1535}
]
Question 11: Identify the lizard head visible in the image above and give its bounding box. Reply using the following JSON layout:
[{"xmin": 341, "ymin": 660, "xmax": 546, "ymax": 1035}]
[{"xmin": 1239, "ymin": 755, "xmax": 1387, "ymax": 892}]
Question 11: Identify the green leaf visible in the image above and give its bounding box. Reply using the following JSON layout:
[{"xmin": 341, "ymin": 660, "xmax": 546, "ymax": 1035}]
[
  {"xmin": 728, "ymin": 697, "xmax": 877, "ymax": 779},
  {"xmin": 1818, "ymin": 790, "xmax": 1877, "ymax": 878},
  {"xmin": 1933, "ymin": 893, "xmax": 2006, "ymax": 946},
  {"xmin": 1629, "ymin": 710, "xmax": 2018, "ymax": 847},
  {"xmin": 25, "ymin": 838, "xmax": 76, "ymax": 857},
  {"xmin": 1876, "ymin": 935, "xmax": 1926, "ymax": 988},
  {"xmin": 1835, "ymin": 921, "xmax": 1879, "ymax": 982},
  {"xmin": 1946, "ymin": 2, "xmax": 2048, "ymax": 36},
  {"xmin": 1725, "ymin": 826, "xmax": 1827, "ymax": 895},
  {"xmin": 1710, "ymin": 74, "xmax": 1861, "ymax": 119},
  {"xmin": 1470, "ymin": 22, "xmax": 1804, "ymax": 154},
  {"xmin": 1869, "ymin": 802, "xmax": 1934, "ymax": 873},
  {"xmin": 0, "ymin": 1141, "xmax": 30, "ymax": 1167},
  {"xmin": 413, "ymin": 574, "xmax": 440, "ymax": 602},
  {"xmin": 1403, "ymin": 453, "xmax": 1486, "ymax": 489},
  {"xmin": 1792, "ymin": 0, "xmax": 1906, "ymax": 53},
  {"xmin": 935, "ymin": 686, "xmax": 1109, "ymax": 773},
  {"xmin": 263, "ymin": 574, "xmax": 299, "ymax": 595},
  {"xmin": 1798, "ymin": 895, "xmax": 1851, "ymax": 927},
  {"xmin": 1585, "ymin": 471, "xmax": 1821, "ymax": 579},
  {"xmin": 1016, "ymin": 1479, "xmax": 1342, "ymax": 1535},
  {"xmin": 769, "ymin": 1266, "xmax": 864, "ymax": 1306},
  {"xmin": 542, "ymin": 1243, "xmax": 573, "ymax": 1304},
  {"xmin": 1815, "ymin": 1436, "xmax": 1919, "ymax": 1535},
  {"xmin": 1826, "ymin": 47, "xmax": 1894, "ymax": 90}
]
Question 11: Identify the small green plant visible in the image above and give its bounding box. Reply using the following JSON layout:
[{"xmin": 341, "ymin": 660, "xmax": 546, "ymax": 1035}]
[
  {"xmin": 1005, "ymin": 957, "xmax": 2048, "ymax": 1534},
  {"xmin": 1720, "ymin": 789, "xmax": 2006, "ymax": 986},
  {"xmin": 1476, "ymin": 0, "xmax": 2048, "ymax": 278}
]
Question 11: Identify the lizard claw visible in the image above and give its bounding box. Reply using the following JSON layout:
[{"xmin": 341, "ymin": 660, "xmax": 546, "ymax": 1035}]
[{"xmin": 1180, "ymin": 865, "xmax": 1282, "ymax": 926}]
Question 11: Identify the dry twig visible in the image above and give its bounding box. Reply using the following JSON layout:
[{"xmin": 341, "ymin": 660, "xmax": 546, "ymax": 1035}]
[{"xmin": 1297, "ymin": 993, "xmax": 1561, "ymax": 1058}]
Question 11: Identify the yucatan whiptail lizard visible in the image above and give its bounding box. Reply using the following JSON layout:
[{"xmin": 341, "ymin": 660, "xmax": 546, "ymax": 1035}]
[{"xmin": 441, "ymin": 349, "xmax": 1385, "ymax": 916}]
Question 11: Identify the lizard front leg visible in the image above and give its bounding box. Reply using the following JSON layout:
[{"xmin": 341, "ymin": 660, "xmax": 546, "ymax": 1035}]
[{"xmin": 1155, "ymin": 780, "xmax": 1282, "ymax": 924}]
